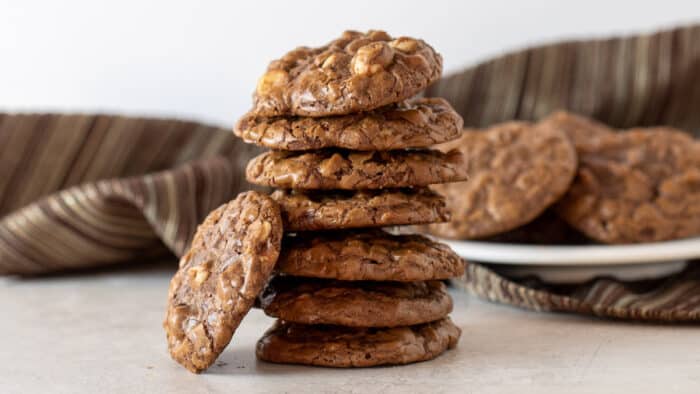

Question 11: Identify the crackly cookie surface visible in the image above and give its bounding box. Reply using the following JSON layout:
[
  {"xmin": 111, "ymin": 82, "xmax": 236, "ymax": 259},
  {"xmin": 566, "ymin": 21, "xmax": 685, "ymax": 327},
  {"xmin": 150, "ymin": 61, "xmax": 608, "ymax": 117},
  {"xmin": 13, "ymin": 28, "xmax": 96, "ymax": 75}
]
[
  {"xmin": 271, "ymin": 188, "xmax": 449, "ymax": 231},
  {"xmin": 246, "ymin": 149, "xmax": 467, "ymax": 190},
  {"xmin": 252, "ymin": 30, "xmax": 442, "ymax": 117},
  {"xmin": 260, "ymin": 277, "xmax": 452, "ymax": 327},
  {"xmin": 163, "ymin": 191, "xmax": 282, "ymax": 373},
  {"xmin": 235, "ymin": 98, "xmax": 463, "ymax": 151},
  {"xmin": 548, "ymin": 112, "xmax": 700, "ymax": 244},
  {"xmin": 426, "ymin": 121, "xmax": 577, "ymax": 239},
  {"xmin": 256, "ymin": 318, "xmax": 461, "ymax": 368},
  {"xmin": 277, "ymin": 230, "xmax": 464, "ymax": 281}
]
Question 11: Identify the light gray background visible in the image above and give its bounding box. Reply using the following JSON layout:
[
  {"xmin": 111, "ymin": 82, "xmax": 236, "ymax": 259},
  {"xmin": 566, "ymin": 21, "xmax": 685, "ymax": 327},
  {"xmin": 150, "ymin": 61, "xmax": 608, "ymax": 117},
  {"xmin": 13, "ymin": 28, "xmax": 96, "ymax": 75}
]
[{"xmin": 1, "ymin": 0, "xmax": 698, "ymax": 125}]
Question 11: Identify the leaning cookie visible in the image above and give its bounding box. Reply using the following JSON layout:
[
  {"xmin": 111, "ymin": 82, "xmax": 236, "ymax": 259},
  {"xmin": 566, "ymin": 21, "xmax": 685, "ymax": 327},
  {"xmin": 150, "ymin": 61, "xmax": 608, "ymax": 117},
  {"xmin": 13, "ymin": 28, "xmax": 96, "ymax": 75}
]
[
  {"xmin": 246, "ymin": 149, "xmax": 467, "ymax": 190},
  {"xmin": 163, "ymin": 191, "xmax": 282, "ymax": 373},
  {"xmin": 256, "ymin": 318, "xmax": 461, "ymax": 368},
  {"xmin": 235, "ymin": 98, "xmax": 463, "ymax": 151},
  {"xmin": 277, "ymin": 230, "xmax": 464, "ymax": 281},
  {"xmin": 548, "ymin": 112, "xmax": 700, "ymax": 243},
  {"xmin": 271, "ymin": 188, "xmax": 449, "ymax": 231},
  {"xmin": 425, "ymin": 121, "xmax": 577, "ymax": 239},
  {"xmin": 260, "ymin": 277, "xmax": 452, "ymax": 328},
  {"xmin": 252, "ymin": 30, "xmax": 442, "ymax": 117}
]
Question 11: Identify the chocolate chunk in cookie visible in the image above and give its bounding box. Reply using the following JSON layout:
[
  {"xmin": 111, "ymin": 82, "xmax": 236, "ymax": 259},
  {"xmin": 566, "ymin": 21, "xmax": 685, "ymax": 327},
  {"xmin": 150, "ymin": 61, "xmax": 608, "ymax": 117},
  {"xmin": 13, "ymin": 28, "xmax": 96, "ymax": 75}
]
[
  {"xmin": 548, "ymin": 113, "xmax": 700, "ymax": 243},
  {"xmin": 163, "ymin": 191, "xmax": 283, "ymax": 373},
  {"xmin": 252, "ymin": 30, "xmax": 442, "ymax": 117},
  {"xmin": 278, "ymin": 230, "xmax": 464, "ymax": 281},
  {"xmin": 246, "ymin": 149, "xmax": 467, "ymax": 190},
  {"xmin": 256, "ymin": 318, "xmax": 461, "ymax": 368},
  {"xmin": 426, "ymin": 121, "xmax": 577, "ymax": 239},
  {"xmin": 260, "ymin": 277, "xmax": 452, "ymax": 327},
  {"xmin": 271, "ymin": 188, "xmax": 449, "ymax": 231},
  {"xmin": 235, "ymin": 98, "xmax": 463, "ymax": 151}
]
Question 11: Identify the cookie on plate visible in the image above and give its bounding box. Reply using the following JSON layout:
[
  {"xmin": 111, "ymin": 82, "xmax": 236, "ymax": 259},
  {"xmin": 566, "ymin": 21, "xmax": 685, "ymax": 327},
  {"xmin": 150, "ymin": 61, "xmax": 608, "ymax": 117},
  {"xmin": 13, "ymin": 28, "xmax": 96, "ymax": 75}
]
[
  {"xmin": 260, "ymin": 277, "xmax": 452, "ymax": 327},
  {"xmin": 246, "ymin": 149, "xmax": 467, "ymax": 190},
  {"xmin": 426, "ymin": 121, "xmax": 577, "ymax": 239},
  {"xmin": 277, "ymin": 230, "xmax": 464, "ymax": 281},
  {"xmin": 271, "ymin": 188, "xmax": 449, "ymax": 231},
  {"xmin": 235, "ymin": 98, "xmax": 463, "ymax": 151},
  {"xmin": 251, "ymin": 30, "xmax": 442, "ymax": 117},
  {"xmin": 163, "ymin": 191, "xmax": 282, "ymax": 373},
  {"xmin": 548, "ymin": 113, "xmax": 700, "ymax": 243},
  {"xmin": 256, "ymin": 318, "xmax": 461, "ymax": 368}
]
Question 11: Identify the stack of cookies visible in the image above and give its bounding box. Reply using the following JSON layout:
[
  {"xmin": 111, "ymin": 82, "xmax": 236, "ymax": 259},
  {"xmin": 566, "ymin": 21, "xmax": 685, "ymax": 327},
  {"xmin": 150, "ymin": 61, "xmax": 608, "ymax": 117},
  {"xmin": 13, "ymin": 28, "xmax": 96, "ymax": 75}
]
[{"xmin": 235, "ymin": 30, "xmax": 468, "ymax": 367}]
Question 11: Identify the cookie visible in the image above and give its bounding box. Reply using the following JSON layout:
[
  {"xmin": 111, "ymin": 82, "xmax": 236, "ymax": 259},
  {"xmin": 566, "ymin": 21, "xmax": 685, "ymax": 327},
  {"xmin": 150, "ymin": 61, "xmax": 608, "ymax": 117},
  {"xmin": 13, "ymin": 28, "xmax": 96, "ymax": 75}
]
[
  {"xmin": 260, "ymin": 277, "xmax": 452, "ymax": 327},
  {"xmin": 277, "ymin": 230, "xmax": 464, "ymax": 281},
  {"xmin": 425, "ymin": 121, "xmax": 577, "ymax": 239},
  {"xmin": 271, "ymin": 188, "xmax": 449, "ymax": 231},
  {"xmin": 548, "ymin": 114, "xmax": 700, "ymax": 243},
  {"xmin": 256, "ymin": 318, "xmax": 461, "ymax": 368},
  {"xmin": 246, "ymin": 149, "xmax": 467, "ymax": 190},
  {"xmin": 163, "ymin": 191, "xmax": 283, "ymax": 373},
  {"xmin": 251, "ymin": 30, "xmax": 442, "ymax": 117},
  {"xmin": 235, "ymin": 98, "xmax": 463, "ymax": 151}
]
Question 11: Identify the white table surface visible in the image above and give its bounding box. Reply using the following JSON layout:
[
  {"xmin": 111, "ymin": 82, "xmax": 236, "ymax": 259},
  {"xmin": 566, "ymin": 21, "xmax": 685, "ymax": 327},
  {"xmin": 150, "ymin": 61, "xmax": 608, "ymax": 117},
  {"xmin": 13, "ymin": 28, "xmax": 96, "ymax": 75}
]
[{"xmin": 1, "ymin": 261, "xmax": 699, "ymax": 394}]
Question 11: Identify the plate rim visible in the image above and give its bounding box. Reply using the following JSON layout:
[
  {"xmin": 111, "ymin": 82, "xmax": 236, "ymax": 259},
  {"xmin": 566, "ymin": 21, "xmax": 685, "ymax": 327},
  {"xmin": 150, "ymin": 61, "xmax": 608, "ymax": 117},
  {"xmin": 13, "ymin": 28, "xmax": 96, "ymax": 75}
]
[{"xmin": 438, "ymin": 236, "xmax": 700, "ymax": 266}]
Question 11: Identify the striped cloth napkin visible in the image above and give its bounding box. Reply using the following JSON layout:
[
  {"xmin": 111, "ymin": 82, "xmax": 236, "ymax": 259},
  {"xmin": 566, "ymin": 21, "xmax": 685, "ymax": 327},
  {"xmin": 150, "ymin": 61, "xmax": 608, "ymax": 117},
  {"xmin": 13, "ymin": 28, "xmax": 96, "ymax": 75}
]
[{"xmin": 1, "ymin": 25, "xmax": 699, "ymax": 321}]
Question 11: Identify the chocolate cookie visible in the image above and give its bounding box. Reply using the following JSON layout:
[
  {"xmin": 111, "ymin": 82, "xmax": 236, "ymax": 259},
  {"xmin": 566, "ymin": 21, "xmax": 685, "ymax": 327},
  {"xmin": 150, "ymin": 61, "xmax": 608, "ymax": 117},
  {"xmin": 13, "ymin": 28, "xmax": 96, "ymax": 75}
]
[
  {"xmin": 246, "ymin": 149, "xmax": 467, "ymax": 190},
  {"xmin": 277, "ymin": 230, "xmax": 464, "ymax": 281},
  {"xmin": 260, "ymin": 277, "xmax": 452, "ymax": 327},
  {"xmin": 426, "ymin": 121, "xmax": 577, "ymax": 239},
  {"xmin": 549, "ymin": 114, "xmax": 700, "ymax": 243},
  {"xmin": 271, "ymin": 188, "xmax": 449, "ymax": 231},
  {"xmin": 163, "ymin": 191, "xmax": 282, "ymax": 373},
  {"xmin": 235, "ymin": 98, "xmax": 463, "ymax": 151},
  {"xmin": 251, "ymin": 30, "xmax": 442, "ymax": 117},
  {"xmin": 256, "ymin": 318, "xmax": 461, "ymax": 368}
]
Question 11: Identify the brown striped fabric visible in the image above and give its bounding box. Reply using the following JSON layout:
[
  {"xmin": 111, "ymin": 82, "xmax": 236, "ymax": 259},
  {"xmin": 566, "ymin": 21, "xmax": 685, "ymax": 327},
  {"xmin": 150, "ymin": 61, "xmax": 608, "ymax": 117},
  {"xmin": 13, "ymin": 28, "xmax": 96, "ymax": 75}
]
[
  {"xmin": 427, "ymin": 24, "xmax": 700, "ymax": 136},
  {"xmin": 1, "ymin": 25, "xmax": 700, "ymax": 321},
  {"xmin": 456, "ymin": 263, "xmax": 700, "ymax": 322},
  {"xmin": 0, "ymin": 114, "xmax": 261, "ymax": 275}
]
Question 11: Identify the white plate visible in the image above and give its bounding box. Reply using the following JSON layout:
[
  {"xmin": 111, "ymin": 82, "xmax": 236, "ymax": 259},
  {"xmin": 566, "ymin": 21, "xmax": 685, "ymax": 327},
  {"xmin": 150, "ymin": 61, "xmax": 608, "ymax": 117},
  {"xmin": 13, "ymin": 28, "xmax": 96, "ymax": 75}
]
[
  {"xmin": 440, "ymin": 237, "xmax": 700, "ymax": 266},
  {"xmin": 439, "ymin": 237, "xmax": 700, "ymax": 283}
]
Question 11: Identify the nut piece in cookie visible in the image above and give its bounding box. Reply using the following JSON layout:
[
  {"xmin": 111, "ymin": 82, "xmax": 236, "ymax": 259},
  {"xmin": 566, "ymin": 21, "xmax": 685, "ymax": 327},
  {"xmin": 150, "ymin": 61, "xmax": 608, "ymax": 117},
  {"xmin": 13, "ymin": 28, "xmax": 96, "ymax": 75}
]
[
  {"xmin": 548, "ymin": 112, "xmax": 700, "ymax": 243},
  {"xmin": 235, "ymin": 97, "xmax": 463, "ymax": 151},
  {"xmin": 271, "ymin": 188, "xmax": 449, "ymax": 231},
  {"xmin": 163, "ymin": 191, "xmax": 283, "ymax": 373},
  {"xmin": 256, "ymin": 318, "xmax": 461, "ymax": 367},
  {"xmin": 426, "ymin": 121, "xmax": 577, "ymax": 239},
  {"xmin": 252, "ymin": 30, "xmax": 443, "ymax": 117},
  {"xmin": 278, "ymin": 229, "xmax": 465, "ymax": 281},
  {"xmin": 246, "ymin": 149, "xmax": 468, "ymax": 190},
  {"xmin": 260, "ymin": 277, "xmax": 452, "ymax": 327}
]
